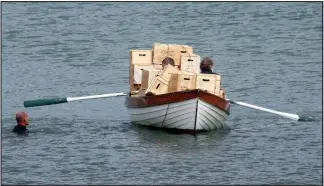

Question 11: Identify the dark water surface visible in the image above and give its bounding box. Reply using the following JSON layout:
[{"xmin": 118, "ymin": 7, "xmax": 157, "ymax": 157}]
[{"xmin": 2, "ymin": 2, "xmax": 322, "ymax": 185}]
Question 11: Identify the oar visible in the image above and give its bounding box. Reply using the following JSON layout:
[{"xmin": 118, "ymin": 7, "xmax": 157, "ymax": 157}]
[
  {"xmin": 24, "ymin": 92, "xmax": 128, "ymax": 108},
  {"xmin": 227, "ymin": 99, "xmax": 308, "ymax": 121}
]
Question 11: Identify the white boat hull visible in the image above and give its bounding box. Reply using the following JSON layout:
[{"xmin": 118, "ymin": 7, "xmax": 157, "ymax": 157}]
[{"xmin": 128, "ymin": 98, "xmax": 228, "ymax": 131}]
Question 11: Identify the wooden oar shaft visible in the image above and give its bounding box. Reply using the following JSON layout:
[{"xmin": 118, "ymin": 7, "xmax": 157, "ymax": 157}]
[
  {"xmin": 228, "ymin": 99, "xmax": 300, "ymax": 121},
  {"xmin": 67, "ymin": 92, "xmax": 126, "ymax": 102}
]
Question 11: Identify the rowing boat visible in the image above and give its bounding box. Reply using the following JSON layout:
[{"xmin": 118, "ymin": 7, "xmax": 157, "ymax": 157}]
[{"xmin": 126, "ymin": 89, "xmax": 230, "ymax": 132}]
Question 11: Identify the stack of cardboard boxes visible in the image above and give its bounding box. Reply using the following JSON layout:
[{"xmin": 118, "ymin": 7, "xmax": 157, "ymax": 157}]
[{"xmin": 129, "ymin": 43, "xmax": 225, "ymax": 98}]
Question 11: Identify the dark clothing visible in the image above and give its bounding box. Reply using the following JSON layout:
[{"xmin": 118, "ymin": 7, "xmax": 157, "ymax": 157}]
[
  {"xmin": 12, "ymin": 124, "xmax": 28, "ymax": 134},
  {"xmin": 200, "ymin": 67, "xmax": 219, "ymax": 74}
]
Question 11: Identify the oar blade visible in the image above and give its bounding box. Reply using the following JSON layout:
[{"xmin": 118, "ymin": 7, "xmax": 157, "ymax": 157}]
[{"xmin": 24, "ymin": 98, "xmax": 68, "ymax": 108}]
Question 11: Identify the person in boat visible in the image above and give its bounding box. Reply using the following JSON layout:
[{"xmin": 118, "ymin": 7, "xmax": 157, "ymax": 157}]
[
  {"xmin": 12, "ymin": 111, "xmax": 30, "ymax": 134},
  {"xmin": 200, "ymin": 57, "xmax": 225, "ymax": 96},
  {"xmin": 161, "ymin": 57, "xmax": 175, "ymax": 69},
  {"xmin": 200, "ymin": 57, "xmax": 219, "ymax": 74}
]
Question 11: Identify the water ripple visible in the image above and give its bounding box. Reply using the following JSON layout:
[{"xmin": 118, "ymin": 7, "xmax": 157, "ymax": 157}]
[{"xmin": 2, "ymin": 2, "xmax": 322, "ymax": 185}]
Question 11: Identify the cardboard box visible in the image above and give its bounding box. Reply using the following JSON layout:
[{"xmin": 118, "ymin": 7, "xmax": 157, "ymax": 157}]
[
  {"xmin": 178, "ymin": 74, "xmax": 196, "ymax": 91},
  {"xmin": 168, "ymin": 74, "xmax": 179, "ymax": 93},
  {"xmin": 141, "ymin": 69, "xmax": 162, "ymax": 89},
  {"xmin": 130, "ymin": 50, "xmax": 153, "ymax": 66},
  {"xmin": 196, "ymin": 74, "xmax": 221, "ymax": 94},
  {"xmin": 180, "ymin": 70, "xmax": 195, "ymax": 75},
  {"xmin": 215, "ymin": 80, "xmax": 221, "ymax": 94},
  {"xmin": 168, "ymin": 73, "xmax": 196, "ymax": 92},
  {"xmin": 152, "ymin": 43, "xmax": 193, "ymax": 66},
  {"xmin": 129, "ymin": 64, "xmax": 154, "ymax": 85},
  {"xmin": 159, "ymin": 64, "xmax": 181, "ymax": 82},
  {"xmin": 217, "ymin": 89, "xmax": 225, "ymax": 98},
  {"xmin": 153, "ymin": 64, "xmax": 163, "ymax": 70},
  {"xmin": 180, "ymin": 53, "xmax": 201, "ymax": 74},
  {"xmin": 154, "ymin": 64, "xmax": 180, "ymax": 70},
  {"xmin": 145, "ymin": 76, "xmax": 170, "ymax": 95}
]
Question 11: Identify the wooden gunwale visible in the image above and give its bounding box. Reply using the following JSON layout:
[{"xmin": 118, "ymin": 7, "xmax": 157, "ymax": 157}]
[{"xmin": 126, "ymin": 89, "xmax": 230, "ymax": 114}]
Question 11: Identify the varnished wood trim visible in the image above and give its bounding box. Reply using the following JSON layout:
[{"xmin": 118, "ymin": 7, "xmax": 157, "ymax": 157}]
[
  {"xmin": 198, "ymin": 91, "xmax": 231, "ymax": 115},
  {"xmin": 126, "ymin": 90, "xmax": 198, "ymax": 108},
  {"xmin": 125, "ymin": 89, "xmax": 230, "ymax": 114}
]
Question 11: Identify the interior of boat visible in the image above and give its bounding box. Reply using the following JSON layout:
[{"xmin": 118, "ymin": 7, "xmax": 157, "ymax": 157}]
[{"xmin": 129, "ymin": 43, "xmax": 226, "ymax": 99}]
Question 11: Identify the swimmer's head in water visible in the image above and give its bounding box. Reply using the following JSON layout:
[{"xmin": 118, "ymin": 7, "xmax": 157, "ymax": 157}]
[{"xmin": 16, "ymin": 111, "xmax": 29, "ymax": 126}]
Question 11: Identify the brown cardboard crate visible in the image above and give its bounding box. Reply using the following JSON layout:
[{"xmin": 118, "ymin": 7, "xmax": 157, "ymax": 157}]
[
  {"xmin": 141, "ymin": 69, "xmax": 162, "ymax": 89},
  {"xmin": 153, "ymin": 64, "xmax": 163, "ymax": 70},
  {"xmin": 214, "ymin": 89, "xmax": 225, "ymax": 98},
  {"xmin": 196, "ymin": 74, "xmax": 221, "ymax": 94},
  {"xmin": 180, "ymin": 70, "xmax": 195, "ymax": 75},
  {"xmin": 168, "ymin": 73, "xmax": 196, "ymax": 92},
  {"xmin": 215, "ymin": 79, "xmax": 221, "ymax": 93},
  {"xmin": 178, "ymin": 74, "xmax": 196, "ymax": 91},
  {"xmin": 152, "ymin": 43, "xmax": 193, "ymax": 66},
  {"xmin": 219, "ymin": 89, "xmax": 225, "ymax": 98},
  {"xmin": 130, "ymin": 50, "xmax": 153, "ymax": 66},
  {"xmin": 130, "ymin": 64, "xmax": 154, "ymax": 85},
  {"xmin": 145, "ymin": 76, "xmax": 169, "ymax": 95},
  {"xmin": 168, "ymin": 74, "xmax": 179, "ymax": 93},
  {"xmin": 159, "ymin": 64, "xmax": 181, "ymax": 81},
  {"xmin": 197, "ymin": 73, "xmax": 221, "ymax": 81},
  {"xmin": 153, "ymin": 64, "xmax": 180, "ymax": 70},
  {"xmin": 180, "ymin": 53, "xmax": 201, "ymax": 74}
]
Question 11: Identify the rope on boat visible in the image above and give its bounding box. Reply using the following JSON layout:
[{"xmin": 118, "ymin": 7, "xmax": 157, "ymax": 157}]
[
  {"xmin": 193, "ymin": 98, "xmax": 199, "ymax": 137},
  {"xmin": 160, "ymin": 92, "xmax": 176, "ymax": 128},
  {"xmin": 159, "ymin": 44, "xmax": 191, "ymax": 129}
]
